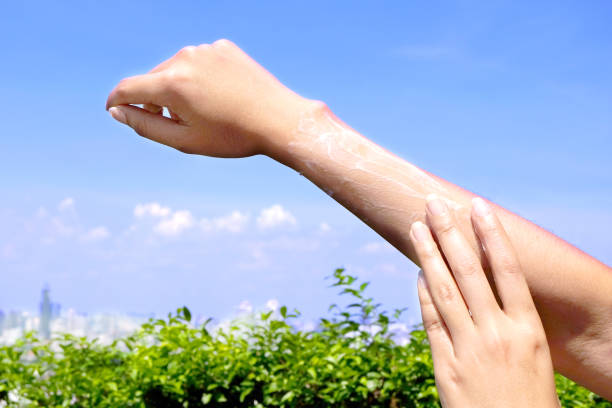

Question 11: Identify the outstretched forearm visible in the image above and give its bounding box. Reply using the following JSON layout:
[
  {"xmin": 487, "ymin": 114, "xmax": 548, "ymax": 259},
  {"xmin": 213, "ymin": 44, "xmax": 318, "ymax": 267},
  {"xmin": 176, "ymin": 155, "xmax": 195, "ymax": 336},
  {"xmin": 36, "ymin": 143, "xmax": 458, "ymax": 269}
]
[
  {"xmin": 266, "ymin": 101, "xmax": 612, "ymax": 398},
  {"xmin": 106, "ymin": 40, "xmax": 611, "ymax": 398}
]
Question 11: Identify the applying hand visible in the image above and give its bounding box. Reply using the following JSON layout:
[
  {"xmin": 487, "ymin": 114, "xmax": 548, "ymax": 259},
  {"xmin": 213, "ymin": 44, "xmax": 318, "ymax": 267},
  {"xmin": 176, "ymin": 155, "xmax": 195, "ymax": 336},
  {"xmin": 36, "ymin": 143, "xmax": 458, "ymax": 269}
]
[{"xmin": 411, "ymin": 196, "xmax": 560, "ymax": 407}]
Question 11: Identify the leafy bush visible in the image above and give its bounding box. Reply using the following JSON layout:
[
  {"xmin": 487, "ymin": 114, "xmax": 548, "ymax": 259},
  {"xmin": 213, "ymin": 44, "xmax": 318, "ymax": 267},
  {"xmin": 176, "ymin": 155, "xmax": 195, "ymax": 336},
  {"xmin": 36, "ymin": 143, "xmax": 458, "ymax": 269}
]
[{"xmin": 0, "ymin": 268, "xmax": 609, "ymax": 407}]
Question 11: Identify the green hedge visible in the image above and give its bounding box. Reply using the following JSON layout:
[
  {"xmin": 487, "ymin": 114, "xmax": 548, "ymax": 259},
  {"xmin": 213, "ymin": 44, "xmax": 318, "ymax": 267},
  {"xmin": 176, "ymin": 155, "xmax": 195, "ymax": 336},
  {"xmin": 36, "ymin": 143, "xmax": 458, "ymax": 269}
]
[{"xmin": 1, "ymin": 269, "xmax": 609, "ymax": 407}]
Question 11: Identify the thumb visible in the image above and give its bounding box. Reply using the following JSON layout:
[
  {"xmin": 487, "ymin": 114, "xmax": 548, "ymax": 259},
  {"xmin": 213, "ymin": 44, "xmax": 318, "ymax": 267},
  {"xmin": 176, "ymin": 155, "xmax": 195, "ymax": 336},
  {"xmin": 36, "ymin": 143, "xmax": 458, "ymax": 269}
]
[{"xmin": 109, "ymin": 105, "xmax": 193, "ymax": 152}]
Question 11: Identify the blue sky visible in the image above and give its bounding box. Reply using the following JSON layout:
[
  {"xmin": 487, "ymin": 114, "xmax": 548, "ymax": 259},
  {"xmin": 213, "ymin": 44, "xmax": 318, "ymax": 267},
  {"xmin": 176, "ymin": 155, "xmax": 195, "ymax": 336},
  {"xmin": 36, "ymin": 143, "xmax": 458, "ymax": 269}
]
[{"xmin": 1, "ymin": 1, "xmax": 610, "ymax": 325}]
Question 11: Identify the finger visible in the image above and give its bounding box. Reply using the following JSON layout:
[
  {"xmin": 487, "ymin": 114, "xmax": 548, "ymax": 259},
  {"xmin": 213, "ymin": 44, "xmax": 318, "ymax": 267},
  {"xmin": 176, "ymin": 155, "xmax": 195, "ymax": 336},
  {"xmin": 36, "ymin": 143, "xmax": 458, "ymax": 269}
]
[
  {"xmin": 411, "ymin": 221, "xmax": 473, "ymax": 340},
  {"xmin": 143, "ymin": 103, "xmax": 164, "ymax": 115},
  {"xmin": 108, "ymin": 105, "xmax": 195, "ymax": 153},
  {"xmin": 149, "ymin": 58, "xmax": 175, "ymax": 74},
  {"xmin": 148, "ymin": 45, "xmax": 197, "ymax": 74},
  {"xmin": 417, "ymin": 270, "xmax": 454, "ymax": 360},
  {"xmin": 471, "ymin": 197, "xmax": 536, "ymax": 317},
  {"xmin": 106, "ymin": 72, "xmax": 168, "ymax": 110},
  {"xmin": 425, "ymin": 194, "xmax": 500, "ymax": 326}
]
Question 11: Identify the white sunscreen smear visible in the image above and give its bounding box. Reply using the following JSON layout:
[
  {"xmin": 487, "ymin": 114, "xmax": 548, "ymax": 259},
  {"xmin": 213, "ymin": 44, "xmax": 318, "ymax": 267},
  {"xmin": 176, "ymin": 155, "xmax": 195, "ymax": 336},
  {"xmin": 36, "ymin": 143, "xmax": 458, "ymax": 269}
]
[{"xmin": 288, "ymin": 109, "xmax": 464, "ymax": 221}]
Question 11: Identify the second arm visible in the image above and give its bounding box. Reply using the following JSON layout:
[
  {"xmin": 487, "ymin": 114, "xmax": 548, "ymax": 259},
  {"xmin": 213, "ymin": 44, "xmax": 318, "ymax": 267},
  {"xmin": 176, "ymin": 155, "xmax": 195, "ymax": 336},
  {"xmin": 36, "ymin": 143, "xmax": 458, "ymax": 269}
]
[{"xmin": 267, "ymin": 101, "xmax": 612, "ymax": 399}]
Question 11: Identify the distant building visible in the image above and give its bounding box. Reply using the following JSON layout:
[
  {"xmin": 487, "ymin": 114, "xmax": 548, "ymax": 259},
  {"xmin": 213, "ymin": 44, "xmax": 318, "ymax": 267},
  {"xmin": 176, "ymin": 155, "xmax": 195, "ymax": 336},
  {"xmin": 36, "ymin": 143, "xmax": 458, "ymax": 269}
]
[
  {"xmin": 0, "ymin": 310, "xmax": 4, "ymax": 335},
  {"xmin": 7, "ymin": 310, "xmax": 21, "ymax": 330},
  {"xmin": 39, "ymin": 286, "xmax": 52, "ymax": 339}
]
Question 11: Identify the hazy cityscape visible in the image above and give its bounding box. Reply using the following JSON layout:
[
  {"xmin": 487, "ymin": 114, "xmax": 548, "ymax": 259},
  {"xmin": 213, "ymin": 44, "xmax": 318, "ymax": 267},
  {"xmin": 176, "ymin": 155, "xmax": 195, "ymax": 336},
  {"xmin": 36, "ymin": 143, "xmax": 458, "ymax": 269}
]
[
  {"xmin": 0, "ymin": 287, "xmax": 149, "ymax": 345},
  {"xmin": 0, "ymin": 287, "xmax": 414, "ymax": 346}
]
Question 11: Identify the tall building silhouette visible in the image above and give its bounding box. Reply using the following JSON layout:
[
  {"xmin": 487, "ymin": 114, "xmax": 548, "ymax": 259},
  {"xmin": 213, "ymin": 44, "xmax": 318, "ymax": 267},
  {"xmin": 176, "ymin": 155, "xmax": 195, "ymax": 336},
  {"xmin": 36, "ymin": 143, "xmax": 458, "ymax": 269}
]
[{"xmin": 39, "ymin": 286, "xmax": 52, "ymax": 339}]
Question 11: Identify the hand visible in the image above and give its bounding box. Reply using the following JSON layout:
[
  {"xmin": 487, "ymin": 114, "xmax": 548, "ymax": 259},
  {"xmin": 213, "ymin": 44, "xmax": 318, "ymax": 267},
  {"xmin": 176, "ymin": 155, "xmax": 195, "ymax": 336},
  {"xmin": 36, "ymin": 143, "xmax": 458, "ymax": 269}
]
[
  {"xmin": 106, "ymin": 39, "xmax": 312, "ymax": 158},
  {"xmin": 411, "ymin": 195, "xmax": 560, "ymax": 408}
]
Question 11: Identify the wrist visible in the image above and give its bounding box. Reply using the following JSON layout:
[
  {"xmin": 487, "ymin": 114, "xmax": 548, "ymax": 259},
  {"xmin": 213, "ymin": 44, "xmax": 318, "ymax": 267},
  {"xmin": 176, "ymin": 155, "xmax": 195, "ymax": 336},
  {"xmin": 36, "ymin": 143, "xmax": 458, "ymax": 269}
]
[{"xmin": 260, "ymin": 97, "xmax": 331, "ymax": 168}]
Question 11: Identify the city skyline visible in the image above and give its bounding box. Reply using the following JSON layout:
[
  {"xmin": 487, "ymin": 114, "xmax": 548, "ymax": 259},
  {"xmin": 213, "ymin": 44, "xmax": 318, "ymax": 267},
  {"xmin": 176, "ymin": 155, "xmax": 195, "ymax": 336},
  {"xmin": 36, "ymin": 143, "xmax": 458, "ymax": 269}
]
[{"xmin": 0, "ymin": 285, "xmax": 415, "ymax": 348}]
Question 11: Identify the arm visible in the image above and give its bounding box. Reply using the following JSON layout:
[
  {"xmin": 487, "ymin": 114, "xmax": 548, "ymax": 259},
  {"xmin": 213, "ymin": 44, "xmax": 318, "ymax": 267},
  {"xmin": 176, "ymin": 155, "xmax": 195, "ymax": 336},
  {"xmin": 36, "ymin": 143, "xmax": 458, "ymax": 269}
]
[{"xmin": 106, "ymin": 40, "xmax": 612, "ymax": 398}]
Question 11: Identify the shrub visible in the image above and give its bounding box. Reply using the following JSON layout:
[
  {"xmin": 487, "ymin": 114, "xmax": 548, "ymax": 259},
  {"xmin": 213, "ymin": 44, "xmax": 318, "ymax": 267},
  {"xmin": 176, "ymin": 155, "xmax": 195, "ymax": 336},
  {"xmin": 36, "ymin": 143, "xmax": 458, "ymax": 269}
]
[{"xmin": 0, "ymin": 268, "xmax": 609, "ymax": 407}]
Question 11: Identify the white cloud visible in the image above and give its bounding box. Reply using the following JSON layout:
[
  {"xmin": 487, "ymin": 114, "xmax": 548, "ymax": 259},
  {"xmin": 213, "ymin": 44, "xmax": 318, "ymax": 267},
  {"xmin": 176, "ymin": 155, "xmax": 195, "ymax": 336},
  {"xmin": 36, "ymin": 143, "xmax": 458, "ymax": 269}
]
[
  {"xmin": 134, "ymin": 202, "xmax": 171, "ymax": 218},
  {"xmin": 215, "ymin": 211, "xmax": 249, "ymax": 233},
  {"xmin": 154, "ymin": 210, "xmax": 194, "ymax": 236},
  {"xmin": 360, "ymin": 241, "xmax": 394, "ymax": 254},
  {"xmin": 82, "ymin": 226, "xmax": 110, "ymax": 242},
  {"xmin": 256, "ymin": 205, "xmax": 297, "ymax": 230},
  {"xmin": 58, "ymin": 197, "xmax": 75, "ymax": 212},
  {"xmin": 201, "ymin": 211, "xmax": 249, "ymax": 233},
  {"xmin": 318, "ymin": 222, "xmax": 331, "ymax": 233},
  {"xmin": 133, "ymin": 203, "xmax": 249, "ymax": 237}
]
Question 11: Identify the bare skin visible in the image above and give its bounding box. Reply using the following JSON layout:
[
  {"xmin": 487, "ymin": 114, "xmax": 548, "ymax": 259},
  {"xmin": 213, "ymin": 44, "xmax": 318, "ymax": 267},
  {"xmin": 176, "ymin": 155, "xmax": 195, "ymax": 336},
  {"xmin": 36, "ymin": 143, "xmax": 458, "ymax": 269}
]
[
  {"xmin": 414, "ymin": 195, "xmax": 560, "ymax": 407},
  {"xmin": 106, "ymin": 39, "xmax": 612, "ymax": 399}
]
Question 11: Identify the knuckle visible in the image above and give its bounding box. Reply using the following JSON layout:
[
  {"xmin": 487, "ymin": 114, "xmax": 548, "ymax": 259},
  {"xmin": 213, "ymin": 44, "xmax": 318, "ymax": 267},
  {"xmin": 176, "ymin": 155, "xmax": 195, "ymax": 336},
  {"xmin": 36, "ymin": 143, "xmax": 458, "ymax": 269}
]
[
  {"xmin": 212, "ymin": 38, "xmax": 234, "ymax": 48},
  {"xmin": 483, "ymin": 330, "xmax": 511, "ymax": 356},
  {"xmin": 532, "ymin": 333, "xmax": 549, "ymax": 354},
  {"xmin": 435, "ymin": 283, "xmax": 456, "ymax": 304},
  {"xmin": 177, "ymin": 45, "xmax": 197, "ymax": 59},
  {"xmin": 424, "ymin": 318, "xmax": 444, "ymax": 333},
  {"xmin": 434, "ymin": 218, "xmax": 456, "ymax": 237},
  {"xmin": 418, "ymin": 240, "xmax": 437, "ymax": 259},
  {"xmin": 513, "ymin": 320, "xmax": 549, "ymax": 357},
  {"xmin": 480, "ymin": 221, "xmax": 510, "ymax": 247},
  {"xmin": 497, "ymin": 255, "xmax": 521, "ymax": 274},
  {"xmin": 163, "ymin": 69, "xmax": 190, "ymax": 93},
  {"xmin": 456, "ymin": 258, "xmax": 481, "ymax": 276},
  {"xmin": 478, "ymin": 216, "xmax": 499, "ymax": 233},
  {"xmin": 442, "ymin": 365, "xmax": 462, "ymax": 387},
  {"xmin": 519, "ymin": 320, "xmax": 545, "ymax": 342}
]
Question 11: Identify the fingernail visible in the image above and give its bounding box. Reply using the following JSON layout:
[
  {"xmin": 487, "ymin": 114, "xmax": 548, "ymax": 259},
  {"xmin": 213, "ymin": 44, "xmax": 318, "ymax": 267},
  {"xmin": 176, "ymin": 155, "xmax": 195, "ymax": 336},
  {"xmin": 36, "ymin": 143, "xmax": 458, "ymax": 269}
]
[
  {"xmin": 426, "ymin": 194, "xmax": 447, "ymax": 216},
  {"xmin": 472, "ymin": 197, "xmax": 490, "ymax": 217},
  {"xmin": 109, "ymin": 106, "xmax": 127, "ymax": 125},
  {"xmin": 411, "ymin": 221, "xmax": 429, "ymax": 242}
]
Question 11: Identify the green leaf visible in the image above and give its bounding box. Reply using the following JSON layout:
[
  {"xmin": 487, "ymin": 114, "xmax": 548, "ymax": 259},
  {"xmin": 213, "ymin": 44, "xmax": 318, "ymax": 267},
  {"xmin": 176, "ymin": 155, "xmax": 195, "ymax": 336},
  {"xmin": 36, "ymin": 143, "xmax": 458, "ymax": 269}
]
[
  {"xmin": 201, "ymin": 393, "xmax": 212, "ymax": 404},
  {"xmin": 281, "ymin": 390, "xmax": 294, "ymax": 402},
  {"xmin": 239, "ymin": 387, "xmax": 253, "ymax": 402}
]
